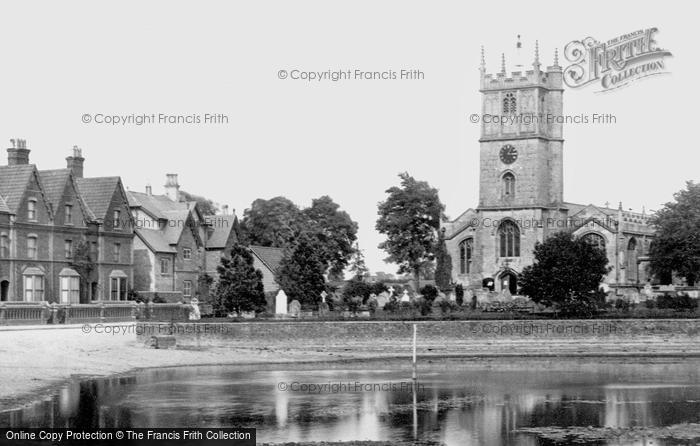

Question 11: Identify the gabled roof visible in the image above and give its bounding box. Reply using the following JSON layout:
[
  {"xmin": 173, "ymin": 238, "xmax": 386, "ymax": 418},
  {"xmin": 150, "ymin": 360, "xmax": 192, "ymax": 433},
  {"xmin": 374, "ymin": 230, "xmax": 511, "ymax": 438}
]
[
  {"xmin": 249, "ymin": 245, "xmax": 284, "ymax": 273},
  {"xmin": 161, "ymin": 209, "xmax": 200, "ymax": 246},
  {"xmin": 127, "ymin": 191, "xmax": 190, "ymax": 219},
  {"xmin": 135, "ymin": 228, "xmax": 176, "ymax": 253},
  {"xmin": 564, "ymin": 202, "xmax": 616, "ymax": 218},
  {"xmin": 206, "ymin": 214, "xmax": 238, "ymax": 249},
  {"xmin": 38, "ymin": 169, "xmax": 71, "ymax": 211},
  {"xmin": 75, "ymin": 176, "xmax": 123, "ymax": 221},
  {"xmin": 0, "ymin": 164, "xmax": 43, "ymax": 214}
]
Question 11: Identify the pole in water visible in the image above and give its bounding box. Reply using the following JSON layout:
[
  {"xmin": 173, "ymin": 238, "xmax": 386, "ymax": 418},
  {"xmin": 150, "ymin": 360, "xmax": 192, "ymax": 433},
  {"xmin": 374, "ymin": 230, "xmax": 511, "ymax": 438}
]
[
  {"xmin": 412, "ymin": 324, "xmax": 417, "ymax": 379},
  {"xmin": 412, "ymin": 323, "xmax": 418, "ymax": 440}
]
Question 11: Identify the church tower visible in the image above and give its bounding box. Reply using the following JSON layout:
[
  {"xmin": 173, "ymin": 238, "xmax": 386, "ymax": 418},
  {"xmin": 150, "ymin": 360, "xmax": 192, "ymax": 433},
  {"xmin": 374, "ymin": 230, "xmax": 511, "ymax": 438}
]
[
  {"xmin": 478, "ymin": 42, "xmax": 564, "ymax": 208},
  {"xmin": 470, "ymin": 42, "xmax": 565, "ymax": 293}
]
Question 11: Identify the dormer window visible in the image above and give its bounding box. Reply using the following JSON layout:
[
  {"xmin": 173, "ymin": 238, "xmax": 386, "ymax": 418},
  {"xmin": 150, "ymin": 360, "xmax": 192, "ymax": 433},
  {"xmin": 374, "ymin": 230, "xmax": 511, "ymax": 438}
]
[
  {"xmin": 27, "ymin": 199, "xmax": 37, "ymax": 221},
  {"xmin": 113, "ymin": 210, "xmax": 121, "ymax": 229},
  {"xmin": 64, "ymin": 204, "xmax": 73, "ymax": 225}
]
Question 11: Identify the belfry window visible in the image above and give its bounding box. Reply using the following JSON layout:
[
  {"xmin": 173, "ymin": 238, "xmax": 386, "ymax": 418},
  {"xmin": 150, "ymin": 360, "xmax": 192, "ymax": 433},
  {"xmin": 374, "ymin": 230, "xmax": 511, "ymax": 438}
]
[
  {"xmin": 498, "ymin": 220, "xmax": 520, "ymax": 257},
  {"xmin": 503, "ymin": 92, "xmax": 516, "ymax": 114},
  {"xmin": 503, "ymin": 172, "xmax": 515, "ymax": 197},
  {"xmin": 459, "ymin": 238, "xmax": 473, "ymax": 274}
]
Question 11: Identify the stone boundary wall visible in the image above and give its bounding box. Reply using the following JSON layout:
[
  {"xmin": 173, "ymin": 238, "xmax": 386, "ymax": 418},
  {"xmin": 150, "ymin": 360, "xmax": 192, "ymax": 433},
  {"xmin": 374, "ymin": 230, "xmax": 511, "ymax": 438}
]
[{"xmin": 136, "ymin": 319, "xmax": 700, "ymax": 344}]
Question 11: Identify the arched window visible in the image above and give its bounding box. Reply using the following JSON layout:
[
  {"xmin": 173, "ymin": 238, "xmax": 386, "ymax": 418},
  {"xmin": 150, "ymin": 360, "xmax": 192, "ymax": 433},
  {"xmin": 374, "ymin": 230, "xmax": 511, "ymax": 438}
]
[
  {"xmin": 498, "ymin": 220, "xmax": 520, "ymax": 257},
  {"xmin": 502, "ymin": 172, "xmax": 515, "ymax": 198},
  {"xmin": 502, "ymin": 92, "xmax": 516, "ymax": 114},
  {"xmin": 459, "ymin": 238, "xmax": 473, "ymax": 274},
  {"xmin": 582, "ymin": 233, "xmax": 606, "ymax": 251},
  {"xmin": 627, "ymin": 237, "xmax": 638, "ymax": 283}
]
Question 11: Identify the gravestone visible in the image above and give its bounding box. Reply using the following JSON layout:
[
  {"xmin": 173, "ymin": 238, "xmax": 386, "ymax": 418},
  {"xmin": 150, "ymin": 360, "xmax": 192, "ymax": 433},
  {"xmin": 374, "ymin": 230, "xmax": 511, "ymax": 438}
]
[
  {"xmin": 288, "ymin": 299, "xmax": 301, "ymax": 317},
  {"xmin": 189, "ymin": 298, "xmax": 201, "ymax": 320},
  {"xmin": 275, "ymin": 290, "xmax": 288, "ymax": 315},
  {"xmin": 400, "ymin": 290, "xmax": 410, "ymax": 302},
  {"xmin": 318, "ymin": 301, "xmax": 330, "ymax": 316},
  {"xmin": 320, "ymin": 290, "xmax": 328, "ymax": 303}
]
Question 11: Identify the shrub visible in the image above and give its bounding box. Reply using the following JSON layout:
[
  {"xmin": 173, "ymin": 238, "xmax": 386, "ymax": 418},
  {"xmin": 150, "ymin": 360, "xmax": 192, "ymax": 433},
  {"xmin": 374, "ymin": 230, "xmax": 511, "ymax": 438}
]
[
  {"xmin": 455, "ymin": 284, "xmax": 464, "ymax": 306},
  {"xmin": 614, "ymin": 299, "xmax": 631, "ymax": 312},
  {"xmin": 420, "ymin": 284, "xmax": 439, "ymax": 302},
  {"xmin": 412, "ymin": 296, "xmax": 433, "ymax": 316}
]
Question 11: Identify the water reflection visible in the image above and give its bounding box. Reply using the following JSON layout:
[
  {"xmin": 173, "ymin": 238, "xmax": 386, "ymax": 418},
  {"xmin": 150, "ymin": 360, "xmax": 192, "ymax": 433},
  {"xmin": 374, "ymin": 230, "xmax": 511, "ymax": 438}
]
[{"xmin": 2, "ymin": 359, "xmax": 700, "ymax": 445}]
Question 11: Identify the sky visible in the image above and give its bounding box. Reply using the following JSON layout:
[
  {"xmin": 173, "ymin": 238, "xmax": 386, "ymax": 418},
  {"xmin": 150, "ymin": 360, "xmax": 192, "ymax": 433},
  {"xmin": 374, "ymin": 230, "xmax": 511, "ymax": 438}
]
[{"xmin": 0, "ymin": 1, "xmax": 695, "ymax": 274}]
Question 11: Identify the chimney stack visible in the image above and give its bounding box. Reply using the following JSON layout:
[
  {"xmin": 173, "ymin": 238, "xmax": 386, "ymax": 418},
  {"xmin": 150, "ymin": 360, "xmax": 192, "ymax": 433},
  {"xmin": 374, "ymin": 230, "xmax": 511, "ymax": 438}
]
[
  {"xmin": 7, "ymin": 139, "xmax": 30, "ymax": 165},
  {"xmin": 66, "ymin": 145, "xmax": 85, "ymax": 178},
  {"xmin": 164, "ymin": 174, "xmax": 180, "ymax": 202},
  {"xmin": 145, "ymin": 184, "xmax": 152, "ymax": 196},
  {"xmin": 222, "ymin": 204, "xmax": 229, "ymax": 215}
]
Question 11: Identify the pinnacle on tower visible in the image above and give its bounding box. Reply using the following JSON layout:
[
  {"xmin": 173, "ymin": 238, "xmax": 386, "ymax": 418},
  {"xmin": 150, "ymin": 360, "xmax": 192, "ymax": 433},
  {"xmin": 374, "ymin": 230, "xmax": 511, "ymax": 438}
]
[
  {"xmin": 553, "ymin": 48, "xmax": 560, "ymax": 67},
  {"xmin": 501, "ymin": 53, "xmax": 506, "ymax": 74},
  {"xmin": 533, "ymin": 40, "xmax": 541, "ymax": 71},
  {"xmin": 480, "ymin": 46, "xmax": 486, "ymax": 73}
]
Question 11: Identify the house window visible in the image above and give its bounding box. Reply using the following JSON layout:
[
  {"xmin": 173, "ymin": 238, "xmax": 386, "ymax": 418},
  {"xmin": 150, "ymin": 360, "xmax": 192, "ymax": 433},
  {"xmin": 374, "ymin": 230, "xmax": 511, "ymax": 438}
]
[
  {"xmin": 183, "ymin": 280, "xmax": 192, "ymax": 297},
  {"xmin": 64, "ymin": 240, "xmax": 73, "ymax": 258},
  {"xmin": 113, "ymin": 210, "xmax": 121, "ymax": 229},
  {"xmin": 23, "ymin": 274, "xmax": 44, "ymax": 301},
  {"xmin": 503, "ymin": 92, "xmax": 516, "ymax": 114},
  {"xmin": 502, "ymin": 172, "xmax": 515, "ymax": 197},
  {"xmin": 183, "ymin": 248, "xmax": 192, "ymax": 260},
  {"xmin": 582, "ymin": 233, "xmax": 606, "ymax": 251},
  {"xmin": 27, "ymin": 199, "xmax": 37, "ymax": 221},
  {"xmin": 0, "ymin": 234, "xmax": 8, "ymax": 258},
  {"xmin": 27, "ymin": 236, "xmax": 37, "ymax": 259},
  {"xmin": 112, "ymin": 243, "xmax": 121, "ymax": 262},
  {"xmin": 459, "ymin": 238, "xmax": 473, "ymax": 274},
  {"xmin": 64, "ymin": 204, "xmax": 73, "ymax": 225},
  {"xmin": 160, "ymin": 258, "xmax": 170, "ymax": 274},
  {"xmin": 110, "ymin": 277, "xmax": 128, "ymax": 301},
  {"xmin": 60, "ymin": 276, "xmax": 80, "ymax": 304},
  {"xmin": 90, "ymin": 241, "xmax": 98, "ymax": 261},
  {"xmin": 498, "ymin": 220, "xmax": 520, "ymax": 257}
]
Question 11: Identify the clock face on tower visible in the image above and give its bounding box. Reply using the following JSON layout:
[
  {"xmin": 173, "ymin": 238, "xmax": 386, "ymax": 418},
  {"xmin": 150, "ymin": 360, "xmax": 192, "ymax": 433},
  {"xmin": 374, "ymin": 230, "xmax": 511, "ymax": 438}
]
[{"xmin": 500, "ymin": 144, "xmax": 518, "ymax": 164}]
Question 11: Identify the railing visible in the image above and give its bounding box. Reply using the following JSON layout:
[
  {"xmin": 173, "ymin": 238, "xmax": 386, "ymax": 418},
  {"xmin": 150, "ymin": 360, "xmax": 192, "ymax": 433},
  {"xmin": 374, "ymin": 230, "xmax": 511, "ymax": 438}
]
[
  {"xmin": 0, "ymin": 302, "xmax": 50, "ymax": 325},
  {"xmin": 0, "ymin": 301, "xmax": 190, "ymax": 325}
]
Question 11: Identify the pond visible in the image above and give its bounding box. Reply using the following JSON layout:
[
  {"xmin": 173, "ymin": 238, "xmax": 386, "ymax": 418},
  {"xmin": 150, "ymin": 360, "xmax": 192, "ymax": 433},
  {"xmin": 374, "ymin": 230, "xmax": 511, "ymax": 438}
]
[{"xmin": 2, "ymin": 358, "xmax": 700, "ymax": 445}]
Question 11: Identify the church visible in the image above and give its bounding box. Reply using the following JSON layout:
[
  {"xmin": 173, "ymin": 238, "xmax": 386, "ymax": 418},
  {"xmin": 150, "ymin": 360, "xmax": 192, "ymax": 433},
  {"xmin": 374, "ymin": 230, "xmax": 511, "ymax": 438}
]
[{"xmin": 442, "ymin": 43, "xmax": 655, "ymax": 295}]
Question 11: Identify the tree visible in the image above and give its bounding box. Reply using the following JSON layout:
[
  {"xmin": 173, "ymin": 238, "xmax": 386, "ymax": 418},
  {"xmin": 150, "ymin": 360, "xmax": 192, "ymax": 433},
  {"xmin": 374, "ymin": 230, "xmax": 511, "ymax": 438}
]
[
  {"xmin": 239, "ymin": 197, "xmax": 302, "ymax": 248},
  {"xmin": 214, "ymin": 244, "xmax": 266, "ymax": 314},
  {"xmin": 275, "ymin": 235, "xmax": 327, "ymax": 307},
  {"xmin": 240, "ymin": 195, "xmax": 358, "ymax": 279},
  {"xmin": 376, "ymin": 172, "xmax": 444, "ymax": 290},
  {"xmin": 348, "ymin": 243, "xmax": 369, "ymax": 280},
  {"xmin": 179, "ymin": 190, "xmax": 218, "ymax": 216},
  {"xmin": 69, "ymin": 240, "xmax": 95, "ymax": 303},
  {"xmin": 302, "ymin": 196, "xmax": 358, "ymax": 279},
  {"xmin": 434, "ymin": 229, "xmax": 452, "ymax": 290},
  {"xmin": 649, "ymin": 181, "xmax": 700, "ymax": 285},
  {"xmin": 519, "ymin": 231, "xmax": 609, "ymax": 313}
]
